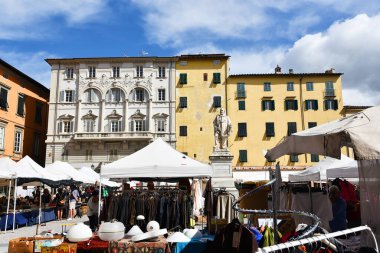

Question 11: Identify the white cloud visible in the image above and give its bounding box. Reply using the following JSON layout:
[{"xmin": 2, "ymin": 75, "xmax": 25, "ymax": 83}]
[
  {"xmin": 0, "ymin": 50, "xmax": 56, "ymax": 87},
  {"xmin": 0, "ymin": 0, "xmax": 109, "ymax": 39}
]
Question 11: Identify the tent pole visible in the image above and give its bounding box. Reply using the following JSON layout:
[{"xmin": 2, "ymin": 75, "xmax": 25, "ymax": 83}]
[
  {"xmin": 271, "ymin": 167, "xmax": 279, "ymax": 244},
  {"xmin": 38, "ymin": 185, "xmax": 42, "ymax": 226},
  {"xmin": 4, "ymin": 179, "xmax": 12, "ymax": 233},
  {"xmin": 12, "ymin": 178, "xmax": 17, "ymax": 232},
  {"xmin": 98, "ymin": 180, "xmax": 102, "ymax": 225}
]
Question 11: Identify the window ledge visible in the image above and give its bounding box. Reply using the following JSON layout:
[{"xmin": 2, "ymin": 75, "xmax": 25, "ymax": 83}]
[
  {"xmin": 63, "ymin": 78, "xmax": 74, "ymax": 81},
  {"xmin": 156, "ymin": 77, "xmax": 167, "ymax": 79},
  {"xmin": 16, "ymin": 113, "xmax": 25, "ymax": 118},
  {"xmin": 134, "ymin": 76, "xmax": 145, "ymax": 79}
]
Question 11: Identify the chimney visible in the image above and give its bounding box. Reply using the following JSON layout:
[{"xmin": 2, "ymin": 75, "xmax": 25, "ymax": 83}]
[
  {"xmin": 325, "ymin": 68, "xmax": 335, "ymax": 73},
  {"xmin": 275, "ymin": 65, "xmax": 281, "ymax": 74},
  {"xmin": 289, "ymin": 69, "xmax": 294, "ymax": 74}
]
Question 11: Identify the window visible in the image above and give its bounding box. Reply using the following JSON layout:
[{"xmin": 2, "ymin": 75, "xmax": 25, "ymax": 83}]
[
  {"xmin": 134, "ymin": 120, "xmax": 145, "ymax": 131},
  {"xmin": 109, "ymin": 149, "xmax": 118, "ymax": 161},
  {"xmin": 35, "ymin": 103, "xmax": 42, "ymax": 124},
  {"xmin": 266, "ymin": 122, "xmax": 275, "ymax": 137},
  {"xmin": 112, "ymin": 66, "xmax": 120, "ymax": 78},
  {"xmin": 213, "ymin": 96, "xmax": 221, "ymax": 108},
  {"xmin": 179, "ymin": 126, "xmax": 187, "ymax": 136},
  {"xmin": 84, "ymin": 119, "xmax": 95, "ymax": 132},
  {"xmin": 324, "ymin": 99, "xmax": 338, "ymax": 110},
  {"xmin": 110, "ymin": 120, "xmax": 122, "ymax": 132},
  {"xmin": 0, "ymin": 126, "xmax": 5, "ymax": 150},
  {"xmin": 311, "ymin": 154, "xmax": 319, "ymax": 162},
  {"xmin": 14, "ymin": 130, "xmax": 22, "ymax": 153},
  {"xmin": 58, "ymin": 121, "xmax": 73, "ymax": 133},
  {"xmin": 135, "ymin": 89, "xmax": 144, "ymax": 102},
  {"xmin": 203, "ymin": 73, "xmax": 208, "ymax": 81},
  {"xmin": 290, "ymin": 155, "xmax": 299, "ymax": 162},
  {"xmin": 0, "ymin": 86, "xmax": 9, "ymax": 110},
  {"xmin": 238, "ymin": 101, "xmax": 245, "ymax": 110},
  {"xmin": 179, "ymin": 73, "xmax": 187, "ymax": 84},
  {"xmin": 157, "ymin": 119, "xmax": 165, "ymax": 132},
  {"xmin": 237, "ymin": 83, "xmax": 246, "ymax": 98},
  {"xmin": 213, "ymin": 73, "xmax": 221, "ymax": 84},
  {"xmin": 287, "ymin": 122, "xmax": 297, "ymax": 136},
  {"xmin": 2, "ymin": 72, "xmax": 8, "ymax": 79},
  {"xmin": 33, "ymin": 133, "xmax": 40, "ymax": 158},
  {"xmin": 107, "ymin": 88, "xmax": 123, "ymax": 102},
  {"xmin": 85, "ymin": 150, "xmax": 92, "ymax": 161},
  {"xmin": 66, "ymin": 68, "xmax": 74, "ymax": 79},
  {"xmin": 62, "ymin": 149, "xmax": 69, "ymax": 161},
  {"xmin": 158, "ymin": 66, "xmax": 165, "ymax": 78},
  {"xmin": 306, "ymin": 82, "xmax": 314, "ymax": 91},
  {"xmin": 308, "ymin": 122, "xmax": 317, "ymax": 128},
  {"xmin": 285, "ymin": 100, "xmax": 298, "ymax": 110},
  {"xmin": 238, "ymin": 123, "xmax": 247, "ymax": 137},
  {"xmin": 17, "ymin": 94, "xmax": 25, "ymax": 116},
  {"xmin": 305, "ymin": 100, "xmax": 318, "ymax": 110},
  {"xmin": 325, "ymin": 81, "xmax": 334, "ymax": 90},
  {"xmin": 136, "ymin": 65, "xmax": 143, "ymax": 77},
  {"xmin": 158, "ymin": 89, "xmax": 165, "ymax": 101},
  {"xmin": 262, "ymin": 100, "xmax": 275, "ymax": 111},
  {"xmin": 85, "ymin": 88, "xmax": 99, "ymax": 103},
  {"xmin": 179, "ymin": 97, "xmax": 187, "ymax": 108},
  {"xmin": 287, "ymin": 82, "xmax": 294, "ymax": 91},
  {"xmin": 60, "ymin": 90, "xmax": 75, "ymax": 103},
  {"xmin": 89, "ymin": 66, "xmax": 96, "ymax": 78},
  {"xmin": 239, "ymin": 150, "xmax": 248, "ymax": 162},
  {"xmin": 264, "ymin": 82, "xmax": 271, "ymax": 91}
]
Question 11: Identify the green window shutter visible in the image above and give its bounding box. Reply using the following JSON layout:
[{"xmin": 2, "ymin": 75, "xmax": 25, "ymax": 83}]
[
  {"xmin": 285, "ymin": 100, "xmax": 289, "ymax": 110},
  {"xmin": 308, "ymin": 122, "xmax": 317, "ymax": 128},
  {"xmin": 213, "ymin": 73, "xmax": 221, "ymax": 84},
  {"xmin": 334, "ymin": 99, "xmax": 338, "ymax": 110},
  {"xmin": 314, "ymin": 100, "xmax": 318, "ymax": 110},
  {"xmin": 238, "ymin": 101, "xmax": 245, "ymax": 110},
  {"xmin": 239, "ymin": 150, "xmax": 248, "ymax": 162},
  {"xmin": 179, "ymin": 97, "xmax": 187, "ymax": 108},
  {"xmin": 290, "ymin": 155, "xmax": 299, "ymax": 162},
  {"xmin": 238, "ymin": 123, "xmax": 247, "ymax": 137},
  {"xmin": 180, "ymin": 73, "xmax": 187, "ymax": 84},
  {"xmin": 261, "ymin": 100, "xmax": 265, "ymax": 111},
  {"xmin": 305, "ymin": 100, "xmax": 310, "ymax": 110},
  {"xmin": 271, "ymin": 100, "xmax": 275, "ymax": 111},
  {"xmin": 266, "ymin": 122, "xmax": 275, "ymax": 137},
  {"xmin": 17, "ymin": 95, "xmax": 25, "ymax": 116},
  {"xmin": 213, "ymin": 96, "xmax": 221, "ymax": 108},
  {"xmin": 311, "ymin": 154, "xmax": 319, "ymax": 162},
  {"xmin": 237, "ymin": 83, "xmax": 246, "ymax": 98},
  {"xmin": 179, "ymin": 126, "xmax": 187, "ymax": 136},
  {"xmin": 287, "ymin": 122, "xmax": 297, "ymax": 136}
]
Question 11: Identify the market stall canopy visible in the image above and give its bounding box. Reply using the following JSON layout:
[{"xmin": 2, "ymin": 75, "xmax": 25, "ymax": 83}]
[
  {"xmin": 45, "ymin": 161, "xmax": 94, "ymax": 184},
  {"xmin": 101, "ymin": 138, "xmax": 213, "ymax": 179},
  {"xmin": 265, "ymin": 106, "xmax": 380, "ymax": 161},
  {"xmin": 288, "ymin": 155, "xmax": 358, "ymax": 182},
  {"xmin": 0, "ymin": 157, "xmax": 16, "ymax": 179},
  {"xmin": 11, "ymin": 156, "xmax": 60, "ymax": 185},
  {"xmin": 79, "ymin": 167, "xmax": 121, "ymax": 187}
]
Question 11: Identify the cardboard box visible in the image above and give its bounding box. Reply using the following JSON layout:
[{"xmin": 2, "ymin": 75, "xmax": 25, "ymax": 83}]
[
  {"xmin": 8, "ymin": 238, "xmax": 34, "ymax": 253},
  {"xmin": 41, "ymin": 243, "xmax": 77, "ymax": 253}
]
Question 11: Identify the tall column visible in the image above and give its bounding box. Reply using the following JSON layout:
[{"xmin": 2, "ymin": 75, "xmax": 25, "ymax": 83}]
[
  {"xmin": 76, "ymin": 99, "xmax": 82, "ymax": 132},
  {"xmin": 100, "ymin": 99, "xmax": 106, "ymax": 132},
  {"xmin": 148, "ymin": 98, "xmax": 153, "ymax": 132},
  {"xmin": 124, "ymin": 99, "xmax": 128, "ymax": 132}
]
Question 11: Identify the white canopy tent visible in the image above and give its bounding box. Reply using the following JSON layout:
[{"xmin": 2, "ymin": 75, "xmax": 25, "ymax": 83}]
[
  {"xmin": 288, "ymin": 155, "xmax": 358, "ymax": 182},
  {"xmin": 79, "ymin": 167, "xmax": 121, "ymax": 187},
  {"xmin": 101, "ymin": 138, "xmax": 213, "ymax": 179},
  {"xmin": 265, "ymin": 105, "xmax": 380, "ymax": 244},
  {"xmin": 45, "ymin": 161, "xmax": 94, "ymax": 184},
  {"xmin": 0, "ymin": 157, "xmax": 16, "ymax": 233},
  {"xmin": 12, "ymin": 156, "xmax": 60, "ymax": 183}
]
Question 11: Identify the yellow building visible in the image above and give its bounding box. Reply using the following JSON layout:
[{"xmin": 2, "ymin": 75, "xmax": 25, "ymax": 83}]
[
  {"xmin": 175, "ymin": 54, "xmax": 230, "ymax": 160},
  {"xmin": 228, "ymin": 67, "xmax": 343, "ymax": 170},
  {"xmin": 176, "ymin": 58, "xmax": 344, "ymax": 170},
  {"xmin": 0, "ymin": 59, "xmax": 49, "ymax": 166}
]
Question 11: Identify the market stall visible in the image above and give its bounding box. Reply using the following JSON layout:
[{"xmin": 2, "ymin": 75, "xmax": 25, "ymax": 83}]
[
  {"xmin": 78, "ymin": 167, "xmax": 120, "ymax": 188},
  {"xmin": 266, "ymin": 105, "xmax": 380, "ymax": 246}
]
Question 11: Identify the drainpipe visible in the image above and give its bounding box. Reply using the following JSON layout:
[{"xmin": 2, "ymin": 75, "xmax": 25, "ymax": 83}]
[
  {"xmin": 169, "ymin": 60, "xmax": 173, "ymax": 146},
  {"xmin": 52, "ymin": 63, "xmax": 61, "ymax": 163},
  {"xmin": 299, "ymin": 75, "xmax": 307, "ymax": 162}
]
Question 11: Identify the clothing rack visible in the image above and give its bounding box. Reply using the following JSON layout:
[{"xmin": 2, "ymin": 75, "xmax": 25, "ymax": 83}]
[{"xmin": 257, "ymin": 225, "xmax": 378, "ymax": 253}]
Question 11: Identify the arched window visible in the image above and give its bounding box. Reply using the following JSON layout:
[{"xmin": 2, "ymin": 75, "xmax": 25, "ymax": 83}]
[
  {"xmin": 106, "ymin": 88, "xmax": 125, "ymax": 102},
  {"xmin": 83, "ymin": 88, "xmax": 100, "ymax": 103},
  {"xmin": 130, "ymin": 88, "xmax": 148, "ymax": 102}
]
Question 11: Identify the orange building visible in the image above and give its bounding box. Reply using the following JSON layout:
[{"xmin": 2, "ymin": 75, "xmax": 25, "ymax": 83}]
[{"xmin": 0, "ymin": 59, "xmax": 49, "ymax": 166}]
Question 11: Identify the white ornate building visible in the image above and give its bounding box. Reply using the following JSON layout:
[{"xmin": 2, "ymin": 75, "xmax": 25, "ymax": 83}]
[{"xmin": 45, "ymin": 57, "xmax": 177, "ymax": 168}]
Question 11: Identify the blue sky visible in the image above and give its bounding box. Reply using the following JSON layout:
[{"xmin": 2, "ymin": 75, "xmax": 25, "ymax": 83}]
[{"xmin": 1, "ymin": 0, "xmax": 380, "ymax": 105}]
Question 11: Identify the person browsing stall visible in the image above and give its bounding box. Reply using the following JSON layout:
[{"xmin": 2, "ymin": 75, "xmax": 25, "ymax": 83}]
[
  {"xmin": 68, "ymin": 185, "xmax": 80, "ymax": 220},
  {"xmin": 87, "ymin": 190, "xmax": 99, "ymax": 232},
  {"xmin": 329, "ymin": 185, "xmax": 347, "ymax": 232}
]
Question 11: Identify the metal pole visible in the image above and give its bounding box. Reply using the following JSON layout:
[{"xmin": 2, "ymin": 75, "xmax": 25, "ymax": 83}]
[
  {"xmin": 270, "ymin": 169, "xmax": 279, "ymax": 244},
  {"xmin": 38, "ymin": 187, "xmax": 42, "ymax": 225},
  {"xmin": 4, "ymin": 179, "xmax": 12, "ymax": 233},
  {"xmin": 12, "ymin": 178, "xmax": 17, "ymax": 232},
  {"xmin": 98, "ymin": 180, "xmax": 102, "ymax": 225}
]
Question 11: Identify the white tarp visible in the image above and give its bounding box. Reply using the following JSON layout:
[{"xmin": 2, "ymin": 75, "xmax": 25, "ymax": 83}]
[
  {"xmin": 12, "ymin": 156, "xmax": 59, "ymax": 182},
  {"xmin": 101, "ymin": 138, "xmax": 213, "ymax": 179},
  {"xmin": 0, "ymin": 157, "xmax": 16, "ymax": 179},
  {"xmin": 288, "ymin": 155, "xmax": 358, "ymax": 182},
  {"xmin": 79, "ymin": 167, "xmax": 121, "ymax": 187},
  {"xmin": 45, "ymin": 161, "xmax": 94, "ymax": 184}
]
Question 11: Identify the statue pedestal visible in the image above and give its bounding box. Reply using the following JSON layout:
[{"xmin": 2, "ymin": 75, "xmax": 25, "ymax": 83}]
[{"xmin": 209, "ymin": 150, "xmax": 238, "ymax": 197}]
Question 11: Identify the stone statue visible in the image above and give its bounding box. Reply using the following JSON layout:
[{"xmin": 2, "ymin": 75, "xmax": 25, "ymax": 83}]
[{"xmin": 213, "ymin": 108, "xmax": 232, "ymax": 150}]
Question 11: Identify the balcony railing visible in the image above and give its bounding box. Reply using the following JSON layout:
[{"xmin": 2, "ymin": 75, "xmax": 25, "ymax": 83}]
[
  {"xmin": 324, "ymin": 88, "xmax": 335, "ymax": 97},
  {"xmin": 73, "ymin": 131, "xmax": 153, "ymax": 140}
]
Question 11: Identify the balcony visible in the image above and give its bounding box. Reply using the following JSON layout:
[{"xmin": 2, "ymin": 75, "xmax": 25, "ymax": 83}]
[
  {"xmin": 324, "ymin": 88, "xmax": 335, "ymax": 97},
  {"xmin": 73, "ymin": 131, "xmax": 154, "ymax": 141},
  {"xmin": 236, "ymin": 91, "xmax": 246, "ymax": 98}
]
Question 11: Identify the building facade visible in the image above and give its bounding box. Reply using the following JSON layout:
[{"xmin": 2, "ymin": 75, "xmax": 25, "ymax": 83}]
[
  {"xmin": 0, "ymin": 59, "xmax": 49, "ymax": 166},
  {"xmin": 45, "ymin": 57, "xmax": 177, "ymax": 168}
]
